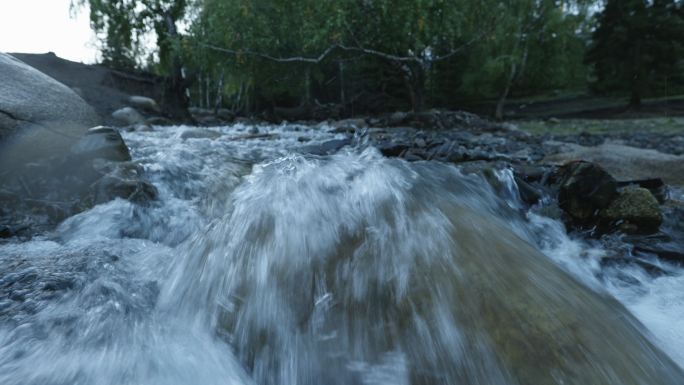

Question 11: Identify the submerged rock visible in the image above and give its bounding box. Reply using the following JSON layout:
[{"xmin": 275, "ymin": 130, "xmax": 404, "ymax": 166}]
[{"xmin": 600, "ymin": 186, "xmax": 663, "ymax": 234}]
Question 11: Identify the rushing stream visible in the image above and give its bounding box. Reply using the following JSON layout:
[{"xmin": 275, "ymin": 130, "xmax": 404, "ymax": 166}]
[{"xmin": 1, "ymin": 123, "xmax": 684, "ymax": 384}]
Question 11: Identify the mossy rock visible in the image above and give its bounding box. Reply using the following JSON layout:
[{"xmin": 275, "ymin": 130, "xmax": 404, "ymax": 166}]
[{"xmin": 600, "ymin": 186, "xmax": 663, "ymax": 233}]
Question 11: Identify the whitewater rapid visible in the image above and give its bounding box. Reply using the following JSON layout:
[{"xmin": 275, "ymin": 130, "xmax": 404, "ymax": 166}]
[{"xmin": 0, "ymin": 123, "xmax": 683, "ymax": 384}]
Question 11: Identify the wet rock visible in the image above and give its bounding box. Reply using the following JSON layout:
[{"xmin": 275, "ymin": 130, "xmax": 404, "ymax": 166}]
[
  {"xmin": 93, "ymin": 173, "xmax": 157, "ymax": 204},
  {"xmin": 556, "ymin": 161, "xmax": 618, "ymax": 222},
  {"xmin": 112, "ymin": 107, "xmax": 145, "ymax": 125},
  {"xmin": 0, "ymin": 225, "xmax": 13, "ymax": 238},
  {"xmin": 617, "ymin": 178, "xmax": 667, "ymax": 203},
  {"xmin": 533, "ymin": 202, "xmax": 565, "ymax": 221},
  {"xmin": 600, "ymin": 187, "xmax": 663, "ymax": 234},
  {"xmin": 179, "ymin": 128, "xmax": 221, "ymax": 140},
  {"xmin": 127, "ymin": 95, "xmax": 160, "ymax": 113},
  {"xmin": 625, "ymin": 232, "xmax": 684, "ymax": 263},
  {"xmin": 512, "ymin": 164, "xmax": 549, "ymax": 183},
  {"xmin": 302, "ymin": 138, "xmax": 351, "ymax": 156},
  {"xmin": 377, "ymin": 141, "xmax": 410, "ymax": 157},
  {"xmin": 133, "ymin": 123, "xmax": 154, "ymax": 132},
  {"xmin": 329, "ymin": 118, "xmax": 367, "ymax": 133},
  {"xmin": 515, "ymin": 177, "xmax": 542, "ymax": 206},
  {"xmin": 70, "ymin": 126, "xmax": 131, "ymax": 162},
  {"xmin": 144, "ymin": 116, "xmax": 173, "ymax": 126}
]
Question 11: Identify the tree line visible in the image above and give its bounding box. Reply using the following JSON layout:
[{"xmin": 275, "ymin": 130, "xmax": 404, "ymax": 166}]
[{"xmin": 73, "ymin": 0, "xmax": 684, "ymax": 118}]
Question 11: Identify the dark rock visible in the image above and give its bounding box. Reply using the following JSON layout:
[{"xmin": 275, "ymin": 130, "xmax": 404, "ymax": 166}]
[
  {"xmin": 377, "ymin": 142, "xmax": 410, "ymax": 157},
  {"xmin": 403, "ymin": 151, "xmax": 426, "ymax": 161},
  {"xmin": 515, "ymin": 177, "xmax": 542, "ymax": 206},
  {"xmin": 533, "ymin": 202, "xmax": 565, "ymax": 221},
  {"xmin": 556, "ymin": 161, "xmax": 618, "ymax": 222},
  {"xmin": 145, "ymin": 116, "xmax": 174, "ymax": 126},
  {"xmin": 599, "ymin": 187, "xmax": 663, "ymax": 234},
  {"xmin": 93, "ymin": 174, "xmax": 157, "ymax": 204},
  {"xmin": 70, "ymin": 126, "xmax": 131, "ymax": 162},
  {"xmin": 625, "ymin": 233, "xmax": 684, "ymax": 263},
  {"xmin": 0, "ymin": 226, "xmax": 13, "ymax": 238},
  {"xmin": 512, "ymin": 164, "xmax": 548, "ymax": 183},
  {"xmin": 302, "ymin": 138, "xmax": 351, "ymax": 156}
]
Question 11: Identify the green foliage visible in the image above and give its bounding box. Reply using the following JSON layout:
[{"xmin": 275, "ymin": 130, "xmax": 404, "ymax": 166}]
[
  {"xmin": 457, "ymin": 1, "xmax": 592, "ymax": 100},
  {"xmin": 82, "ymin": 0, "xmax": 676, "ymax": 116},
  {"xmin": 585, "ymin": 0, "xmax": 684, "ymax": 106},
  {"xmin": 72, "ymin": 0, "xmax": 188, "ymax": 72}
]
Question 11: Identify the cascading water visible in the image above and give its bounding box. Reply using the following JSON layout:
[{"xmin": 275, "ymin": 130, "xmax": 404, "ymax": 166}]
[{"xmin": 1, "ymin": 123, "xmax": 684, "ymax": 384}]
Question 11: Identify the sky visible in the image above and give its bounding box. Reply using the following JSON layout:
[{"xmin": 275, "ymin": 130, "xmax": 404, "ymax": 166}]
[{"xmin": 0, "ymin": 0, "xmax": 98, "ymax": 63}]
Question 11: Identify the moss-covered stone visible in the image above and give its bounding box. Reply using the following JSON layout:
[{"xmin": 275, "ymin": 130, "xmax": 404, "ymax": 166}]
[{"xmin": 600, "ymin": 186, "xmax": 663, "ymax": 233}]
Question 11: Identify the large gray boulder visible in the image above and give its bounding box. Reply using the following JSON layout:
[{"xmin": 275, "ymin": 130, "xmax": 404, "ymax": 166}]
[
  {"xmin": 544, "ymin": 142, "xmax": 684, "ymax": 187},
  {"xmin": 0, "ymin": 52, "xmax": 101, "ymax": 168},
  {"xmin": 0, "ymin": 53, "xmax": 100, "ymax": 172}
]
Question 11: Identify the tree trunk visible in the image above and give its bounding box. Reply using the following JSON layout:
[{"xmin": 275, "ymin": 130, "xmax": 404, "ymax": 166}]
[
  {"xmin": 629, "ymin": 88, "xmax": 642, "ymax": 109},
  {"xmin": 214, "ymin": 70, "xmax": 225, "ymax": 114},
  {"xmin": 304, "ymin": 66, "xmax": 312, "ymax": 106},
  {"xmin": 339, "ymin": 61, "xmax": 346, "ymax": 107},
  {"xmin": 198, "ymin": 71, "xmax": 203, "ymax": 108},
  {"xmin": 629, "ymin": 40, "xmax": 643, "ymax": 109},
  {"xmin": 404, "ymin": 62, "xmax": 426, "ymax": 113},
  {"xmin": 205, "ymin": 75, "xmax": 211, "ymax": 109},
  {"xmin": 495, "ymin": 63, "xmax": 515, "ymax": 121},
  {"xmin": 163, "ymin": 12, "xmax": 192, "ymax": 122}
]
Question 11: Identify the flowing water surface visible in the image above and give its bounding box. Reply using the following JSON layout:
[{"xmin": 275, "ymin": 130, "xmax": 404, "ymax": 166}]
[{"xmin": 1, "ymin": 123, "xmax": 684, "ymax": 384}]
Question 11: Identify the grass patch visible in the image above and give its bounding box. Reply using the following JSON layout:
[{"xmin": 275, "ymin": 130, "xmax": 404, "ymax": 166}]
[{"xmin": 517, "ymin": 117, "xmax": 684, "ymax": 136}]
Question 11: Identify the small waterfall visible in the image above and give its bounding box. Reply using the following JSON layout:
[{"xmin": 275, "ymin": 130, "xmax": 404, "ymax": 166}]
[{"xmin": 164, "ymin": 147, "xmax": 683, "ymax": 385}]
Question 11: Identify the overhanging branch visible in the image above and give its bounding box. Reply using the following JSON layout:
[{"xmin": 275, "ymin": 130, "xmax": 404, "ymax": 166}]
[{"xmin": 198, "ymin": 13, "xmax": 500, "ymax": 67}]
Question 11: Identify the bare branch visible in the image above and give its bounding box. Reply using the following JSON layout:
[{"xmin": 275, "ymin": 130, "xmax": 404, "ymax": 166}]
[
  {"xmin": 198, "ymin": 16, "xmax": 499, "ymax": 66},
  {"xmin": 198, "ymin": 43, "xmax": 338, "ymax": 64}
]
